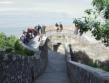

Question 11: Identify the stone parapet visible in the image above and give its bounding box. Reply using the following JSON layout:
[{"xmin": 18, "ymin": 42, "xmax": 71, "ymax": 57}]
[
  {"xmin": 65, "ymin": 44, "xmax": 109, "ymax": 83},
  {"xmin": 0, "ymin": 39, "xmax": 48, "ymax": 83}
]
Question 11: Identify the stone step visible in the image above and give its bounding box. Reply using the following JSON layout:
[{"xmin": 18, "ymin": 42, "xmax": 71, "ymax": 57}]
[
  {"xmin": 35, "ymin": 73, "xmax": 70, "ymax": 83},
  {"xmin": 35, "ymin": 80, "xmax": 70, "ymax": 83},
  {"xmin": 34, "ymin": 50, "xmax": 71, "ymax": 83}
]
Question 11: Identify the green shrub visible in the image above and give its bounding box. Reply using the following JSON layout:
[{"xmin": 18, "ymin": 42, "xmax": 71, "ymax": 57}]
[
  {"xmin": 14, "ymin": 39, "xmax": 34, "ymax": 56},
  {"xmin": 0, "ymin": 33, "xmax": 34, "ymax": 56},
  {"xmin": 23, "ymin": 48, "xmax": 34, "ymax": 56},
  {"xmin": 89, "ymin": 60, "xmax": 100, "ymax": 68},
  {"xmin": 7, "ymin": 35, "xmax": 17, "ymax": 48},
  {"xmin": 14, "ymin": 39, "xmax": 24, "ymax": 51},
  {"xmin": 0, "ymin": 32, "xmax": 8, "ymax": 50},
  {"xmin": 102, "ymin": 66, "xmax": 109, "ymax": 72},
  {"xmin": 0, "ymin": 32, "xmax": 17, "ymax": 51}
]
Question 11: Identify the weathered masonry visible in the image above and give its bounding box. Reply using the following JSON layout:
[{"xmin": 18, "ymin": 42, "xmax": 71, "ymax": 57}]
[
  {"xmin": 65, "ymin": 44, "xmax": 109, "ymax": 83},
  {"xmin": 0, "ymin": 39, "xmax": 48, "ymax": 83}
]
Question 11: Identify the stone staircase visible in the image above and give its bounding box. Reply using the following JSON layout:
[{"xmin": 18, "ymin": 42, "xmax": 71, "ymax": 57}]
[{"xmin": 34, "ymin": 50, "xmax": 71, "ymax": 83}]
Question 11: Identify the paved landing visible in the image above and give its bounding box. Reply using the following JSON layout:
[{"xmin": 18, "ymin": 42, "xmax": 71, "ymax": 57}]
[
  {"xmin": 34, "ymin": 50, "xmax": 71, "ymax": 83},
  {"xmin": 27, "ymin": 36, "xmax": 40, "ymax": 50}
]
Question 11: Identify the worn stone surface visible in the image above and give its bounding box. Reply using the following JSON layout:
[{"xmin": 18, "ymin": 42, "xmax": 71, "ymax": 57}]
[
  {"xmin": 0, "ymin": 40, "xmax": 48, "ymax": 83},
  {"xmin": 34, "ymin": 50, "xmax": 71, "ymax": 83},
  {"xmin": 65, "ymin": 44, "xmax": 109, "ymax": 83},
  {"xmin": 1, "ymin": 28, "xmax": 109, "ymax": 83}
]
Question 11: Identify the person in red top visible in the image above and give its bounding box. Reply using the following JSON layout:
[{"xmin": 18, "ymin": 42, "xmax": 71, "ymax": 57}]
[
  {"xmin": 74, "ymin": 24, "xmax": 78, "ymax": 35},
  {"xmin": 29, "ymin": 28, "xmax": 35, "ymax": 38},
  {"xmin": 30, "ymin": 28, "xmax": 34, "ymax": 33}
]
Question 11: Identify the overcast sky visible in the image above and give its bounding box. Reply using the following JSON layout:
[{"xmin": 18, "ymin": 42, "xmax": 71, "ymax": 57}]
[
  {"xmin": 0, "ymin": 0, "xmax": 93, "ymax": 36},
  {"xmin": 0, "ymin": 0, "xmax": 92, "ymax": 17}
]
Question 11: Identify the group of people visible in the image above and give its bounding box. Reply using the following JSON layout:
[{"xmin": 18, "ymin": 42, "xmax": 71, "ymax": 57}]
[
  {"xmin": 20, "ymin": 22, "xmax": 82, "ymax": 44},
  {"xmin": 55, "ymin": 23, "xmax": 63, "ymax": 32},
  {"xmin": 55, "ymin": 22, "xmax": 83, "ymax": 36},
  {"xmin": 20, "ymin": 24, "xmax": 46, "ymax": 44}
]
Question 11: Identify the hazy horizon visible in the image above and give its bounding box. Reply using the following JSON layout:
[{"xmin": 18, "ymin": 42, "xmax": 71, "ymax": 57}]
[{"xmin": 0, "ymin": 0, "xmax": 92, "ymax": 36}]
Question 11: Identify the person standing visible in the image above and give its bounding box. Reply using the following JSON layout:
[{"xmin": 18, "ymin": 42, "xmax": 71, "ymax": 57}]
[
  {"xmin": 59, "ymin": 23, "xmax": 63, "ymax": 32},
  {"xmin": 20, "ymin": 34, "xmax": 25, "ymax": 43},
  {"xmin": 26, "ymin": 31, "xmax": 31, "ymax": 42},
  {"xmin": 30, "ymin": 28, "xmax": 35, "ymax": 38},
  {"xmin": 34, "ymin": 25, "xmax": 38, "ymax": 36},
  {"xmin": 20, "ymin": 30, "xmax": 28, "ymax": 44},
  {"xmin": 55, "ymin": 23, "xmax": 59, "ymax": 32},
  {"xmin": 74, "ymin": 24, "xmax": 78, "ymax": 35},
  {"xmin": 38, "ymin": 24, "xmax": 41, "ymax": 34}
]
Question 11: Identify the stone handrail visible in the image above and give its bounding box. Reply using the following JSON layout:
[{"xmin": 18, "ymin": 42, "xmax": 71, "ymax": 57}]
[
  {"xmin": 0, "ymin": 37, "xmax": 48, "ymax": 83},
  {"xmin": 44, "ymin": 30, "xmax": 88, "ymax": 43},
  {"xmin": 19, "ymin": 40, "xmax": 37, "ymax": 52},
  {"xmin": 19, "ymin": 36, "xmax": 47, "ymax": 52},
  {"xmin": 45, "ymin": 29, "xmax": 73, "ymax": 32},
  {"xmin": 65, "ymin": 44, "xmax": 109, "ymax": 83}
]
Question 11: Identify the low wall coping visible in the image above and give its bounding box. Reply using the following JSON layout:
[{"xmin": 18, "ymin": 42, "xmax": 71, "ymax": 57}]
[
  {"xmin": 68, "ymin": 60, "xmax": 109, "ymax": 79},
  {"xmin": 65, "ymin": 44, "xmax": 109, "ymax": 82}
]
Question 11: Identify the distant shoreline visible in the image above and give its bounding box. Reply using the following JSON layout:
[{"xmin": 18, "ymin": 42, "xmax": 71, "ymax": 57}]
[{"xmin": 0, "ymin": 24, "xmax": 74, "ymax": 37}]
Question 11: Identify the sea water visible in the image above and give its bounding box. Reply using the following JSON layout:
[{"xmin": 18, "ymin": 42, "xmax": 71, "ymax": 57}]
[
  {"xmin": 0, "ymin": 0, "xmax": 92, "ymax": 37},
  {"xmin": 0, "ymin": 11, "xmax": 72, "ymax": 37}
]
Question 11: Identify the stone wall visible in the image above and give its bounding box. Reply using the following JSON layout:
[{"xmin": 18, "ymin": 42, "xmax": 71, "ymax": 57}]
[
  {"xmin": 65, "ymin": 44, "xmax": 109, "ymax": 83},
  {"xmin": 0, "ymin": 40, "xmax": 48, "ymax": 83}
]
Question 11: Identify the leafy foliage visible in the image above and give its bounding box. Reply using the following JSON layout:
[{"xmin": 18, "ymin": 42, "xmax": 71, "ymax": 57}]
[
  {"xmin": 73, "ymin": 0, "xmax": 109, "ymax": 46},
  {"xmin": 84, "ymin": 9, "xmax": 93, "ymax": 15},
  {"xmin": 102, "ymin": 21, "xmax": 109, "ymax": 46},
  {"xmin": 0, "ymin": 32, "xmax": 16, "ymax": 50},
  {"xmin": 73, "ymin": 18, "xmax": 90, "ymax": 33},
  {"xmin": 92, "ymin": 0, "xmax": 109, "ymax": 19},
  {"xmin": 0, "ymin": 33, "xmax": 34, "ymax": 56},
  {"xmin": 92, "ymin": 0, "xmax": 105, "ymax": 12},
  {"xmin": 14, "ymin": 40, "xmax": 34, "ymax": 56}
]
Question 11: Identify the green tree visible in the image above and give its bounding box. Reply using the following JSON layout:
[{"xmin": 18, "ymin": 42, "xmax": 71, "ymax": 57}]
[
  {"xmin": 0, "ymin": 32, "xmax": 8, "ymax": 50},
  {"xmin": 92, "ymin": 0, "xmax": 109, "ymax": 19},
  {"xmin": 0, "ymin": 32, "xmax": 34, "ymax": 56},
  {"xmin": 0, "ymin": 32, "xmax": 17, "ymax": 51},
  {"xmin": 73, "ymin": 0, "xmax": 109, "ymax": 46}
]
